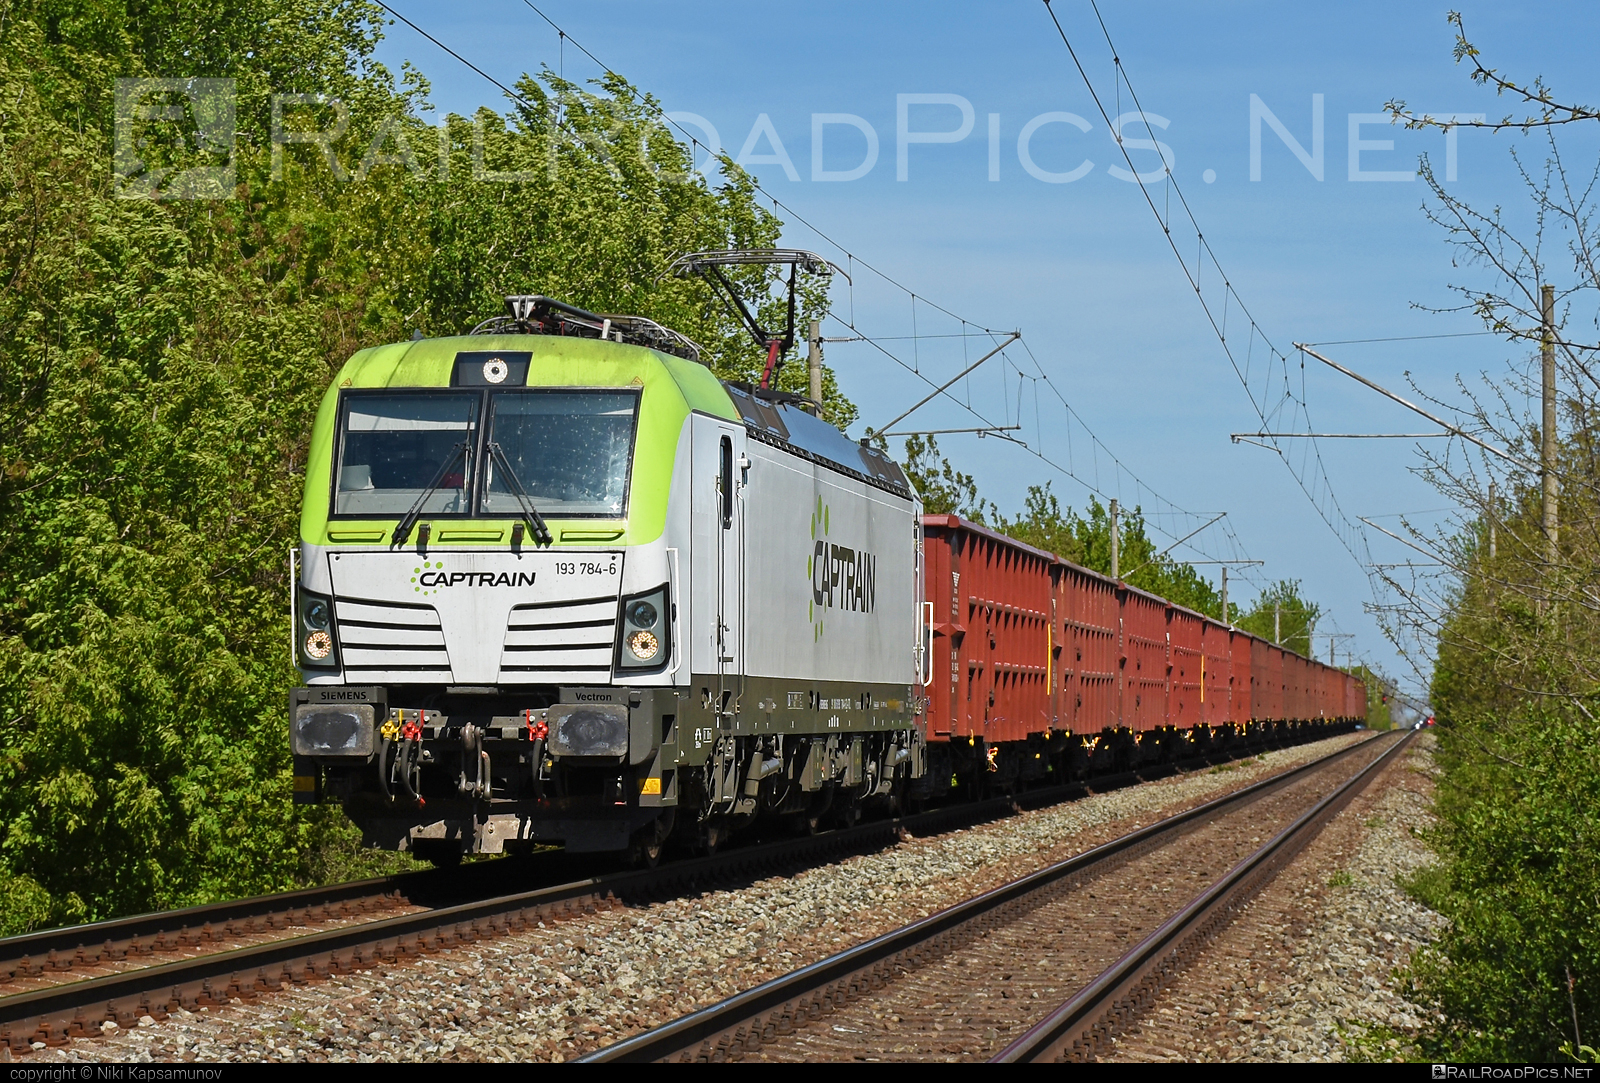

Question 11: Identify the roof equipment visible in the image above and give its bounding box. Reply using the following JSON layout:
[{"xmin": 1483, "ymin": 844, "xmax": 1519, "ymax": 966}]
[{"xmin": 666, "ymin": 249, "xmax": 843, "ymax": 389}]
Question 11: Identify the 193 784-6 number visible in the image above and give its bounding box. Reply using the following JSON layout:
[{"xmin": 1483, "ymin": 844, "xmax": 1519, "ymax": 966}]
[{"xmin": 555, "ymin": 560, "xmax": 618, "ymax": 576}]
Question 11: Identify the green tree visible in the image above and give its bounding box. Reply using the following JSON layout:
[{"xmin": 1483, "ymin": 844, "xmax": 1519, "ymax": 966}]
[
  {"xmin": 899, "ymin": 434, "xmax": 990, "ymax": 519},
  {"xmin": 1233, "ymin": 580, "xmax": 1322, "ymax": 655},
  {"xmin": 1347, "ymin": 665, "xmax": 1394, "ymax": 731},
  {"xmin": 985, "ymin": 483, "xmax": 1220, "ymax": 618},
  {"xmin": 1381, "ymin": 14, "xmax": 1600, "ymax": 1060},
  {"xmin": 896, "ymin": 436, "xmax": 1235, "ymax": 620},
  {"xmin": 0, "ymin": 0, "xmax": 850, "ymax": 930}
]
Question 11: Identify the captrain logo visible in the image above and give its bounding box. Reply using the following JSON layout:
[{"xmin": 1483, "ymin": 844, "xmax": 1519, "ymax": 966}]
[
  {"xmin": 806, "ymin": 496, "xmax": 877, "ymax": 643},
  {"xmin": 807, "ymin": 497, "xmax": 829, "ymax": 642},
  {"xmin": 412, "ymin": 561, "xmax": 537, "ymax": 595}
]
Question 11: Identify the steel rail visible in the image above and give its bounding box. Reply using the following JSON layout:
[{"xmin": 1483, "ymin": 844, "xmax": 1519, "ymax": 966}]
[
  {"xmin": 992, "ymin": 729, "xmax": 1416, "ymax": 1063},
  {"xmin": 0, "ymin": 878, "xmax": 413, "ymax": 987},
  {"xmin": 2, "ymin": 727, "xmax": 1356, "ymax": 1054},
  {"xmin": 0, "ymin": 844, "xmax": 594, "ymax": 988},
  {"xmin": 0, "ymin": 722, "xmax": 1338, "ymax": 996},
  {"xmin": 0, "ymin": 781, "xmax": 1107, "ymax": 1051},
  {"xmin": 578, "ymin": 730, "xmax": 1390, "ymax": 1063}
]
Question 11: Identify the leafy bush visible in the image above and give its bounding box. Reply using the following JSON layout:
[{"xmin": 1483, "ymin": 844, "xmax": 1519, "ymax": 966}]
[
  {"xmin": 0, "ymin": 0, "xmax": 816, "ymax": 928},
  {"xmin": 1405, "ymin": 706, "xmax": 1599, "ymax": 1061}
]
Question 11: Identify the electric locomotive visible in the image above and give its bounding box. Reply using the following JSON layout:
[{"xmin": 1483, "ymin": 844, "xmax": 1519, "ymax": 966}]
[{"xmin": 289, "ymin": 272, "xmax": 929, "ymax": 865}]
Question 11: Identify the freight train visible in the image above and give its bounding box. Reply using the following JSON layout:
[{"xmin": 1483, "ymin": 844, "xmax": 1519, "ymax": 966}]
[{"xmin": 289, "ymin": 277, "xmax": 1364, "ymax": 866}]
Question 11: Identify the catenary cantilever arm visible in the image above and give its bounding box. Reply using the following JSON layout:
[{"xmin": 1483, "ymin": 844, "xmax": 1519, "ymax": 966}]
[
  {"xmin": 873, "ymin": 332, "xmax": 1021, "ymax": 437},
  {"xmin": 1117, "ymin": 512, "xmax": 1228, "ymax": 580},
  {"xmin": 1294, "ymin": 343, "xmax": 1534, "ymax": 471}
]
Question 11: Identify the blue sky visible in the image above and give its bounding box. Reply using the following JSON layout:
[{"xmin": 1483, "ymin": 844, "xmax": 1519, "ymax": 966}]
[{"xmin": 371, "ymin": 1, "xmax": 1600, "ymax": 695}]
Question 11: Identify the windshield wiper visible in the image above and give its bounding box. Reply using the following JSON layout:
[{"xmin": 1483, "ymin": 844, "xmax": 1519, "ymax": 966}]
[
  {"xmin": 392, "ymin": 441, "xmax": 468, "ymax": 548},
  {"xmin": 488, "ymin": 442, "xmax": 553, "ymax": 547}
]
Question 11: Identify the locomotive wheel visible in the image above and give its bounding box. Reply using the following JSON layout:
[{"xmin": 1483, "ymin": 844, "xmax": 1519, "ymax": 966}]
[
  {"xmin": 786, "ymin": 811, "xmax": 823, "ymax": 836},
  {"xmin": 629, "ymin": 836, "xmax": 663, "ymax": 869},
  {"xmin": 629, "ymin": 810, "xmax": 675, "ymax": 868}
]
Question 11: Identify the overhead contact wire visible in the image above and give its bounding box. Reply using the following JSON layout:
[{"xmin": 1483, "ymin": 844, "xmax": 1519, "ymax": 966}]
[
  {"xmin": 378, "ymin": 0, "xmax": 1252, "ymax": 568},
  {"xmin": 500, "ymin": 3, "xmax": 1248, "ymax": 563},
  {"xmin": 1042, "ymin": 0, "xmax": 1374, "ymax": 574}
]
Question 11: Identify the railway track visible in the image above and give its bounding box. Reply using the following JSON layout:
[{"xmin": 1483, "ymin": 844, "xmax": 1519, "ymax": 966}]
[
  {"xmin": 0, "ymin": 849, "xmax": 599, "ymax": 998},
  {"xmin": 0, "ymin": 728, "xmax": 1357, "ymax": 1057},
  {"xmin": 0, "ymin": 883, "xmax": 415, "ymax": 1000},
  {"xmin": 579, "ymin": 730, "xmax": 1410, "ymax": 1063}
]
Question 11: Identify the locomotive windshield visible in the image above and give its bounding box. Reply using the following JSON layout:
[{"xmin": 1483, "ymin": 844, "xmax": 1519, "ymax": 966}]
[
  {"xmin": 334, "ymin": 392, "xmax": 479, "ymax": 517},
  {"xmin": 483, "ymin": 390, "xmax": 639, "ymax": 517},
  {"xmin": 331, "ymin": 388, "xmax": 639, "ymax": 519}
]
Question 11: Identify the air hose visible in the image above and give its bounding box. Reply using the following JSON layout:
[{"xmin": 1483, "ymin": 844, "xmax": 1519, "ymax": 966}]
[
  {"xmin": 397, "ymin": 712, "xmax": 425, "ymax": 805},
  {"xmin": 397, "ymin": 738, "xmax": 423, "ymax": 804},
  {"xmin": 525, "ymin": 711, "xmax": 548, "ymax": 801},
  {"xmin": 376, "ymin": 736, "xmax": 392, "ymax": 801}
]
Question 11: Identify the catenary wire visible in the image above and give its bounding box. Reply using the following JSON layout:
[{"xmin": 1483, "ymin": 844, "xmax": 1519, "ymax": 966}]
[
  {"xmin": 504, "ymin": 3, "xmax": 1264, "ymax": 568},
  {"xmin": 373, "ymin": 0, "xmax": 1267, "ymax": 580},
  {"xmin": 1042, "ymin": 0, "xmax": 1379, "ymax": 577}
]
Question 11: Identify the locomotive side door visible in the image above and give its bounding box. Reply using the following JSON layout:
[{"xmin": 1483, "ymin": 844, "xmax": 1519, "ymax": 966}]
[{"xmin": 691, "ymin": 415, "xmax": 745, "ymax": 729}]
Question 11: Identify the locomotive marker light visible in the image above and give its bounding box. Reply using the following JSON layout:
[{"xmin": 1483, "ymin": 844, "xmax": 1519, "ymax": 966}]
[
  {"xmin": 304, "ymin": 629, "xmax": 333, "ymax": 660},
  {"xmin": 617, "ymin": 586, "xmax": 670, "ymax": 669},
  {"xmin": 302, "ymin": 594, "xmax": 334, "ymax": 659},
  {"xmin": 625, "ymin": 597, "xmax": 662, "ymax": 661},
  {"xmin": 627, "ymin": 629, "xmax": 660, "ymax": 661}
]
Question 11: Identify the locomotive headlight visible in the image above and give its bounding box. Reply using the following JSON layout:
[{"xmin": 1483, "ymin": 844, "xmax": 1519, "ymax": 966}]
[
  {"xmin": 626, "ymin": 629, "xmax": 660, "ymax": 661},
  {"xmin": 617, "ymin": 584, "xmax": 670, "ymax": 670},
  {"xmin": 303, "ymin": 598, "xmax": 331, "ymax": 631},
  {"xmin": 297, "ymin": 590, "xmax": 339, "ymax": 669},
  {"xmin": 304, "ymin": 630, "xmax": 334, "ymax": 660}
]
